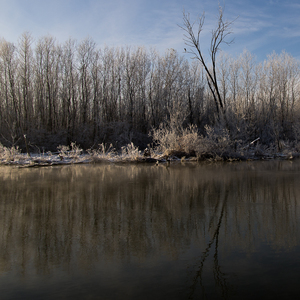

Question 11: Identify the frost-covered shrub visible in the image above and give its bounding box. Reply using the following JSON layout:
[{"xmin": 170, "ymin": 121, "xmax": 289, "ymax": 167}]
[
  {"xmin": 151, "ymin": 123, "xmax": 180, "ymax": 153},
  {"xmin": 177, "ymin": 125, "xmax": 200, "ymax": 154},
  {"xmin": 57, "ymin": 142, "xmax": 83, "ymax": 159},
  {"xmin": 121, "ymin": 142, "xmax": 141, "ymax": 159},
  {"xmin": 0, "ymin": 143, "xmax": 22, "ymax": 162},
  {"xmin": 151, "ymin": 118, "xmax": 235, "ymax": 158},
  {"xmin": 150, "ymin": 111, "xmax": 200, "ymax": 154},
  {"xmin": 200, "ymin": 125, "xmax": 233, "ymax": 155},
  {"xmin": 87, "ymin": 143, "xmax": 116, "ymax": 161},
  {"xmin": 57, "ymin": 145, "xmax": 70, "ymax": 157}
]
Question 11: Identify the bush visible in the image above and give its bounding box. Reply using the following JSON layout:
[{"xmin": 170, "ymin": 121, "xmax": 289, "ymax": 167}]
[
  {"xmin": 151, "ymin": 115, "xmax": 236, "ymax": 159},
  {"xmin": 199, "ymin": 125, "xmax": 233, "ymax": 156},
  {"xmin": 0, "ymin": 143, "xmax": 22, "ymax": 162},
  {"xmin": 151, "ymin": 119, "xmax": 200, "ymax": 155}
]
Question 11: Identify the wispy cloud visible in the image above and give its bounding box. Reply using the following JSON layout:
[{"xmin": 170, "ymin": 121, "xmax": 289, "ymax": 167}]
[{"xmin": 0, "ymin": 0, "xmax": 299, "ymax": 61}]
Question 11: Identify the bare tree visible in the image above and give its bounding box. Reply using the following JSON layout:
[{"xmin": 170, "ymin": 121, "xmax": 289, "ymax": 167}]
[
  {"xmin": 0, "ymin": 39, "xmax": 19, "ymax": 130},
  {"xmin": 77, "ymin": 37, "xmax": 95, "ymax": 125},
  {"xmin": 18, "ymin": 32, "xmax": 34, "ymax": 131},
  {"xmin": 61, "ymin": 38, "xmax": 78, "ymax": 142},
  {"xmin": 180, "ymin": 5, "xmax": 236, "ymax": 119}
]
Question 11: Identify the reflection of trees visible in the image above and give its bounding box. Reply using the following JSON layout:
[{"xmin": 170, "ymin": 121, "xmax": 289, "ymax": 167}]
[
  {"xmin": 188, "ymin": 185, "xmax": 233, "ymax": 299},
  {"xmin": 0, "ymin": 161, "xmax": 300, "ymax": 289}
]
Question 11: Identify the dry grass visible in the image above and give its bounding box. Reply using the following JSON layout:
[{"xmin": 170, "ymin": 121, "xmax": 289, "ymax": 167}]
[
  {"xmin": 57, "ymin": 142, "xmax": 83, "ymax": 159},
  {"xmin": 1, "ymin": 127, "xmax": 300, "ymax": 166},
  {"xmin": 150, "ymin": 118, "xmax": 234, "ymax": 160},
  {"xmin": 0, "ymin": 143, "xmax": 24, "ymax": 163},
  {"xmin": 86, "ymin": 143, "xmax": 116, "ymax": 163},
  {"xmin": 121, "ymin": 142, "xmax": 142, "ymax": 160}
]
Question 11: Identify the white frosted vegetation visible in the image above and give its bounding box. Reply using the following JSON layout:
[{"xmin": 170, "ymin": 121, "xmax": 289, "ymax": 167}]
[
  {"xmin": 1, "ymin": 19, "xmax": 300, "ymax": 160},
  {"xmin": 0, "ymin": 124, "xmax": 298, "ymax": 167}
]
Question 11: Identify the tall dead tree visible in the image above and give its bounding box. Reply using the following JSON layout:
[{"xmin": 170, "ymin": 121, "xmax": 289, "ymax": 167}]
[{"xmin": 180, "ymin": 5, "xmax": 236, "ymax": 119}]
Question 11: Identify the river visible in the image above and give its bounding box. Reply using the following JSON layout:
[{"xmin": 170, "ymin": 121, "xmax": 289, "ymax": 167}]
[{"xmin": 0, "ymin": 160, "xmax": 300, "ymax": 299}]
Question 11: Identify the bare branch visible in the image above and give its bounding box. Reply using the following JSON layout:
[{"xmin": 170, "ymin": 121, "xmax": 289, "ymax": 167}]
[{"xmin": 180, "ymin": 5, "xmax": 237, "ymax": 118}]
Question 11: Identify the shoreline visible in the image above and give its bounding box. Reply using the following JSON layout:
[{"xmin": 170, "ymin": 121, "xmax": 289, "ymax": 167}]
[{"xmin": 1, "ymin": 149, "xmax": 298, "ymax": 168}]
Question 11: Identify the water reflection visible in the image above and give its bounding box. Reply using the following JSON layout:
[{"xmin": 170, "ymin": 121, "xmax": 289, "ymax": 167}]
[{"xmin": 0, "ymin": 161, "xmax": 300, "ymax": 299}]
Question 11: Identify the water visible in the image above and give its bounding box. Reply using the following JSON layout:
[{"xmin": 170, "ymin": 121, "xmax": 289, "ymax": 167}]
[{"xmin": 0, "ymin": 160, "xmax": 300, "ymax": 300}]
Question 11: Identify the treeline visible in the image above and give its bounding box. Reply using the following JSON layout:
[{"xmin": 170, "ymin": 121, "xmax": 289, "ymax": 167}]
[{"xmin": 0, "ymin": 33, "xmax": 300, "ymax": 151}]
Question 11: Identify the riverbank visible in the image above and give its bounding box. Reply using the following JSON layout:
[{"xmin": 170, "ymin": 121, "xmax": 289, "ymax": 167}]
[{"xmin": 0, "ymin": 141, "xmax": 298, "ymax": 167}]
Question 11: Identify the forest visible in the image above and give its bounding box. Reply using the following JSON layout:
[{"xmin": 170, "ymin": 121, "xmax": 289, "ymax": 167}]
[{"xmin": 0, "ymin": 29, "xmax": 300, "ymax": 159}]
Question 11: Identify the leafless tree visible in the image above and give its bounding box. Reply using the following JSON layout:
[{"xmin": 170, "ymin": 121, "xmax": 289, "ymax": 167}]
[
  {"xmin": 1, "ymin": 30, "xmax": 300, "ymax": 151},
  {"xmin": 61, "ymin": 38, "xmax": 78, "ymax": 142},
  {"xmin": 77, "ymin": 37, "xmax": 96, "ymax": 125},
  {"xmin": 17, "ymin": 32, "xmax": 34, "ymax": 131},
  {"xmin": 0, "ymin": 39, "xmax": 19, "ymax": 132},
  {"xmin": 180, "ymin": 5, "xmax": 236, "ymax": 119}
]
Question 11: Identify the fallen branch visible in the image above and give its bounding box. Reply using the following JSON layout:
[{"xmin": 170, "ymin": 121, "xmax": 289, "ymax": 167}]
[{"xmin": 243, "ymin": 137, "xmax": 260, "ymax": 150}]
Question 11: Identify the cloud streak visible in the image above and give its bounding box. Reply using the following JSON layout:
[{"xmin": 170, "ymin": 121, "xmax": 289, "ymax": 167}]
[{"xmin": 0, "ymin": 0, "xmax": 299, "ymax": 61}]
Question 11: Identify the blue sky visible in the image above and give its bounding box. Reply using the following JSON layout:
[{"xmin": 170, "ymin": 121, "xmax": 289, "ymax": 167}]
[{"xmin": 0, "ymin": 0, "xmax": 299, "ymax": 61}]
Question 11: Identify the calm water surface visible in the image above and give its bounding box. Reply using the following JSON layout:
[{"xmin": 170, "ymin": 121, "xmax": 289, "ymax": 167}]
[{"xmin": 1, "ymin": 160, "xmax": 300, "ymax": 299}]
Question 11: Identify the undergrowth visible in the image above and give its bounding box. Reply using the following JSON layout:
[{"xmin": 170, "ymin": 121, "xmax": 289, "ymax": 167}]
[{"xmin": 0, "ymin": 116, "xmax": 298, "ymax": 166}]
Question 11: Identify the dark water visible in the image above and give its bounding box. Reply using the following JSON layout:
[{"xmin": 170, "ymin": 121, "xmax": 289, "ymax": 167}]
[{"xmin": 1, "ymin": 160, "xmax": 300, "ymax": 300}]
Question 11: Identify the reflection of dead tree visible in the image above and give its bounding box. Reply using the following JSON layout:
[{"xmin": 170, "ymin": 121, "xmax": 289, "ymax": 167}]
[
  {"xmin": 213, "ymin": 220, "xmax": 231, "ymax": 300},
  {"xmin": 188, "ymin": 188, "xmax": 233, "ymax": 299}
]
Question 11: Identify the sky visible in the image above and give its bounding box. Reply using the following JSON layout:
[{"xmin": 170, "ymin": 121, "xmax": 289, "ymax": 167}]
[{"xmin": 0, "ymin": 0, "xmax": 299, "ymax": 61}]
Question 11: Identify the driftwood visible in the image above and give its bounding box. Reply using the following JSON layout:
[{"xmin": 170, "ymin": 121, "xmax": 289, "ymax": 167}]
[{"xmin": 242, "ymin": 137, "xmax": 260, "ymax": 150}]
